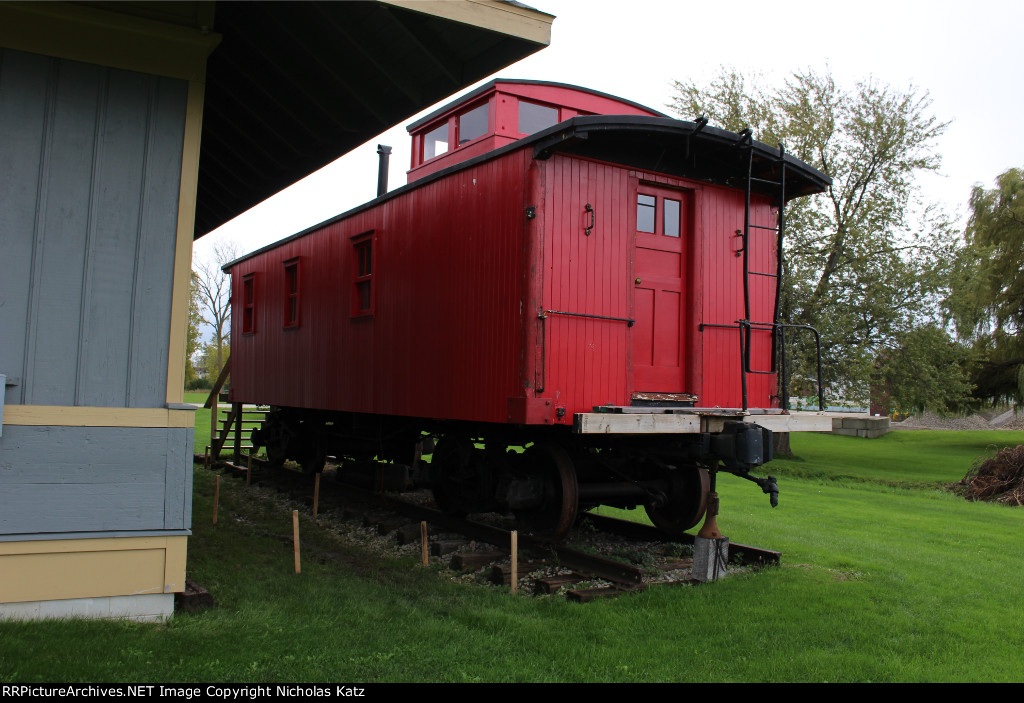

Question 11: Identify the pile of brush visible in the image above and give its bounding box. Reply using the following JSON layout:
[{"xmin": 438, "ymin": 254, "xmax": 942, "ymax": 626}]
[{"xmin": 952, "ymin": 445, "xmax": 1024, "ymax": 506}]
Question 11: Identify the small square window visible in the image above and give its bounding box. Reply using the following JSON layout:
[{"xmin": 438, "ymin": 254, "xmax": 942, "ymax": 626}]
[
  {"xmin": 637, "ymin": 194, "xmax": 656, "ymax": 233},
  {"xmin": 518, "ymin": 101, "xmax": 559, "ymax": 135},
  {"xmin": 242, "ymin": 275, "xmax": 256, "ymax": 334},
  {"xmin": 458, "ymin": 103, "xmax": 488, "ymax": 145},
  {"xmin": 352, "ymin": 234, "xmax": 374, "ymax": 317},
  {"xmin": 663, "ymin": 199, "xmax": 681, "ymax": 237},
  {"xmin": 284, "ymin": 260, "xmax": 300, "ymax": 328},
  {"xmin": 423, "ymin": 123, "xmax": 449, "ymax": 160}
]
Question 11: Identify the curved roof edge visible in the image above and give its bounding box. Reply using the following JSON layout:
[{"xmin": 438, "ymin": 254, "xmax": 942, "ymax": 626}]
[
  {"xmin": 225, "ymin": 114, "xmax": 830, "ymax": 271},
  {"xmin": 406, "ymin": 78, "xmax": 667, "ymax": 132},
  {"xmin": 532, "ymin": 115, "xmax": 831, "ymax": 198}
]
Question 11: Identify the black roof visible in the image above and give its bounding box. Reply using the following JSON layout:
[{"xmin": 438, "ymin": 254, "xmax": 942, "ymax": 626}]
[
  {"xmin": 225, "ymin": 113, "xmax": 830, "ymax": 270},
  {"xmin": 530, "ymin": 115, "xmax": 831, "ymax": 200}
]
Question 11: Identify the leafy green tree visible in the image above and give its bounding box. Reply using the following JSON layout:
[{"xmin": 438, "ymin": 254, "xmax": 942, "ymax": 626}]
[
  {"xmin": 195, "ymin": 340, "xmax": 231, "ymax": 382},
  {"xmin": 871, "ymin": 325, "xmax": 975, "ymax": 415},
  {"xmin": 669, "ymin": 68, "xmax": 965, "ymax": 408},
  {"xmin": 946, "ymin": 167, "xmax": 1024, "ymax": 404}
]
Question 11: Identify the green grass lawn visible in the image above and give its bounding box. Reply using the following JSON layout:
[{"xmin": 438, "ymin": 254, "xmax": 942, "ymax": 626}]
[
  {"xmin": 2, "ymin": 429, "xmax": 1023, "ymax": 682},
  {"xmin": 185, "ymin": 392, "xmax": 213, "ymax": 455},
  {"xmin": 766, "ymin": 430, "xmax": 1024, "ymax": 486}
]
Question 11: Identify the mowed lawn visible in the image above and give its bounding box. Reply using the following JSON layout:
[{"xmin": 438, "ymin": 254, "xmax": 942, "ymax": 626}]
[
  {"xmin": 765, "ymin": 429, "xmax": 1024, "ymax": 485},
  {"xmin": 2, "ymin": 426, "xmax": 1023, "ymax": 682}
]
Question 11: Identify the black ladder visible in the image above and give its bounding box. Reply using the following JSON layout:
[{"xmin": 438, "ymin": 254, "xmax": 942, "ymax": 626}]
[
  {"xmin": 734, "ymin": 132, "xmax": 824, "ymax": 412},
  {"xmin": 735, "ymin": 132, "xmax": 785, "ymax": 374}
]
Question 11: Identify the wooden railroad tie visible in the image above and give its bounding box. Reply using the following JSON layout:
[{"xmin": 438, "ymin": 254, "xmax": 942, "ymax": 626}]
[
  {"xmin": 533, "ymin": 573, "xmax": 587, "ymax": 595},
  {"xmin": 449, "ymin": 551, "xmax": 507, "ymax": 572},
  {"xmin": 487, "ymin": 561, "xmax": 546, "ymax": 585},
  {"xmin": 430, "ymin": 539, "xmax": 467, "ymax": 557}
]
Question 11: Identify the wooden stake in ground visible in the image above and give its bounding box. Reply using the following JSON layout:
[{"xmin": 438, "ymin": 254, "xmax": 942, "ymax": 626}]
[
  {"xmin": 292, "ymin": 510, "xmax": 301, "ymax": 574},
  {"xmin": 204, "ymin": 445, "xmax": 211, "ymax": 470},
  {"xmin": 511, "ymin": 530, "xmax": 518, "ymax": 593},
  {"xmin": 421, "ymin": 521, "xmax": 428, "ymax": 567},
  {"xmin": 313, "ymin": 473, "xmax": 321, "ymax": 517},
  {"xmin": 212, "ymin": 475, "xmax": 220, "ymax": 525}
]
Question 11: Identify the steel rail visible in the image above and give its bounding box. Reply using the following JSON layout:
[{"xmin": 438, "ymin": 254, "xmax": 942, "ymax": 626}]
[
  {"xmin": 221, "ymin": 458, "xmax": 778, "ymax": 578},
  {"xmin": 226, "ymin": 459, "xmax": 645, "ymax": 586},
  {"xmin": 583, "ymin": 513, "xmax": 781, "ymax": 568}
]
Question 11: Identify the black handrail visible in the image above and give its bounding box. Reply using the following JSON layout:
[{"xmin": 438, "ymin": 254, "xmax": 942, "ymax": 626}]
[
  {"xmin": 540, "ymin": 310, "xmax": 635, "ymax": 327},
  {"xmin": 699, "ymin": 321, "xmax": 824, "ymax": 411}
]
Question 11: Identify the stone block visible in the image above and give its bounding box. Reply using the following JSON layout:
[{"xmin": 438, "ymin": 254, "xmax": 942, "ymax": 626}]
[{"xmin": 693, "ymin": 536, "xmax": 730, "ymax": 582}]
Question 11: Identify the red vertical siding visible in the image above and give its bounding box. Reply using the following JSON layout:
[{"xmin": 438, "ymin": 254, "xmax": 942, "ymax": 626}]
[
  {"xmin": 540, "ymin": 155, "xmax": 632, "ymax": 423},
  {"xmin": 695, "ymin": 187, "xmax": 777, "ymax": 408},
  {"xmin": 230, "ymin": 147, "xmax": 784, "ymax": 427},
  {"xmin": 539, "ymin": 158, "xmax": 779, "ymax": 415},
  {"xmin": 229, "ymin": 149, "xmax": 534, "ymax": 425}
]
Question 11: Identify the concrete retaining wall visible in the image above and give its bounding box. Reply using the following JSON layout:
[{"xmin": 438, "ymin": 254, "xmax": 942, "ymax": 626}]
[{"xmin": 832, "ymin": 415, "xmax": 890, "ymax": 438}]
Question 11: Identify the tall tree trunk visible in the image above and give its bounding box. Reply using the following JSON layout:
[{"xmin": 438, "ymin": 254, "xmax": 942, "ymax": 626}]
[{"xmin": 772, "ymin": 432, "xmax": 792, "ymax": 458}]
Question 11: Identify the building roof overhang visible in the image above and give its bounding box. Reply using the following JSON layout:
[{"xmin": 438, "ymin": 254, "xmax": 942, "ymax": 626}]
[{"xmin": 196, "ymin": 0, "xmax": 553, "ymax": 237}]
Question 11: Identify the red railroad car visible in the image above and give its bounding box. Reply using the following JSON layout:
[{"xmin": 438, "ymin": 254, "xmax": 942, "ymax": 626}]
[{"xmin": 225, "ymin": 80, "xmax": 831, "ymax": 538}]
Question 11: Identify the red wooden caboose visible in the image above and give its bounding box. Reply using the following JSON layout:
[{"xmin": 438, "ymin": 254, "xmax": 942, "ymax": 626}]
[{"xmin": 226, "ymin": 80, "xmax": 830, "ymax": 538}]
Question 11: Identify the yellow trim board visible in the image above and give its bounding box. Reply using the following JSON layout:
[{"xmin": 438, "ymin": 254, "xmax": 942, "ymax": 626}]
[
  {"xmin": 3, "ymin": 405, "xmax": 195, "ymax": 428},
  {"xmin": 0, "ymin": 536, "xmax": 188, "ymax": 604},
  {"xmin": 165, "ymin": 77, "xmax": 206, "ymax": 405},
  {"xmin": 0, "ymin": 2, "xmax": 220, "ymax": 81},
  {"xmin": 381, "ymin": 0, "xmax": 553, "ymax": 46}
]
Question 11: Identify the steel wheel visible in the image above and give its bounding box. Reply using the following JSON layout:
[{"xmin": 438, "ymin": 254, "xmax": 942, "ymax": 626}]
[
  {"xmin": 252, "ymin": 416, "xmax": 287, "ymax": 470},
  {"xmin": 299, "ymin": 443, "xmax": 327, "ymax": 474},
  {"xmin": 515, "ymin": 443, "xmax": 579, "ymax": 541},
  {"xmin": 644, "ymin": 465, "xmax": 710, "ymax": 535},
  {"xmin": 264, "ymin": 441, "xmax": 287, "ymax": 470},
  {"xmin": 430, "ymin": 436, "xmax": 493, "ymax": 515}
]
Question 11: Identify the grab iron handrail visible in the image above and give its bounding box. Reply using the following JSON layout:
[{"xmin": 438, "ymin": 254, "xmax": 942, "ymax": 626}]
[{"xmin": 699, "ymin": 321, "xmax": 824, "ymax": 411}]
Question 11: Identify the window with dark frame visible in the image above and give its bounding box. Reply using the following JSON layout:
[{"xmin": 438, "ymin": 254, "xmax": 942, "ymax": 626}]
[
  {"xmin": 352, "ymin": 234, "xmax": 373, "ymax": 317},
  {"xmin": 242, "ymin": 274, "xmax": 255, "ymax": 334},
  {"xmin": 637, "ymin": 194, "xmax": 656, "ymax": 233},
  {"xmin": 518, "ymin": 100, "xmax": 559, "ymax": 135},
  {"xmin": 663, "ymin": 198, "xmax": 681, "ymax": 237},
  {"xmin": 284, "ymin": 259, "xmax": 300, "ymax": 328},
  {"xmin": 458, "ymin": 103, "xmax": 488, "ymax": 145},
  {"xmin": 637, "ymin": 191, "xmax": 687, "ymax": 238},
  {"xmin": 423, "ymin": 122, "xmax": 449, "ymax": 160}
]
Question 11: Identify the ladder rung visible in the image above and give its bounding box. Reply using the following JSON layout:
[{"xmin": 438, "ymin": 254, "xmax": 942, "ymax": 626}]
[
  {"xmin": 750, "ymin": 271, "xmax": 779, "ymax": 278},
  {"xmin": 749, "ymin": 176, "xmax": 782, "ymax": 186},
  {"xmin": 748, "ymin": 224, "xmax": 779, "ymax": 231}
]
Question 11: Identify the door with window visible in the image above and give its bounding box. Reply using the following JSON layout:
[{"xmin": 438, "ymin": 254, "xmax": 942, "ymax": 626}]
[{"xmin": 631, "ymin": 185, "xmax": 691, "ymax": 393}]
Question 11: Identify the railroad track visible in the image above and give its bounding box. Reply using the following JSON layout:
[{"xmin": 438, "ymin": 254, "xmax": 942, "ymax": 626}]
[{"xmin": 210, "ymin": 457, "xmax": 780, "ymax": 601}]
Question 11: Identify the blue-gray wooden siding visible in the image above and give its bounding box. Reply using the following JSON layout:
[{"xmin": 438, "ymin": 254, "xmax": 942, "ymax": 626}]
[
  {"xmin": 0, "ymin": 426, "xmax": 193, "ymax": 536},
  {"xmin": 0, "ymin": 50, "xmax": 193, "ymax": 540},
  {"xmin": 0, "ymin": 48, "xmax": 186, "ymax": 409}
]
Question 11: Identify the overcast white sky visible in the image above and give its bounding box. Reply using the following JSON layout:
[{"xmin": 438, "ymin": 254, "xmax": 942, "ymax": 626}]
[{"xmin": 194, "ymin": 0, "xmax": 1024, "ymax": 265}]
